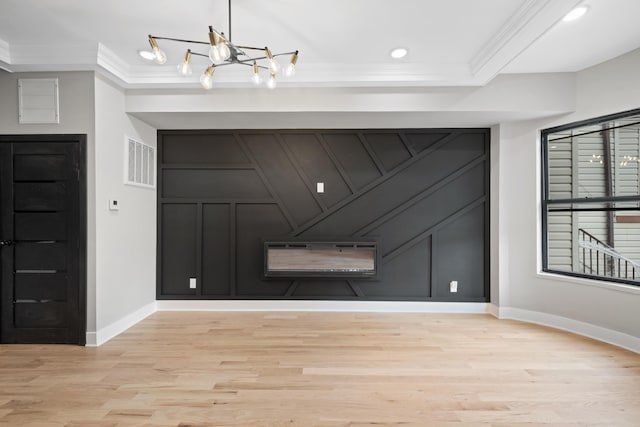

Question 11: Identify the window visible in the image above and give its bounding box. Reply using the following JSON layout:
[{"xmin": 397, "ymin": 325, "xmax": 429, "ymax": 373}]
[{"xmin": 542, "ymin": 108, "xmax": 640, "ymax": 285}]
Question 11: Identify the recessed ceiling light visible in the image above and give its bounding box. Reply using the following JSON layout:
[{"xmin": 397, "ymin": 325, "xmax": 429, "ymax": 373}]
[
  {"xmin": 390, "ymin": 48, "xmax": 408, "ymax": 59},
  {"xmin": 138, "ymin": 50, "xmax": 156, "ymax": 60},
  {"xmin": 562, "ymin": 5, "xmax": 588, "ymax": 22}
]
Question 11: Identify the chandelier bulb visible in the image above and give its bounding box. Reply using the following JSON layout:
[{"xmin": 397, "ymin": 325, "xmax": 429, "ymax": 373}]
[
  {"xmin": 251, "ymin": 62, "xmax": 262, "ymax": 85},
  {"xmin": 284, "ymin": 63, "xmax": 295, "ymax": 77},
  {"xmin": 219, "ymin": 42, "xmax": 231, "ymax": 61},
  {"xmin": 177, "ymin": 49, "xmax": 192, "ymax": 76},
  {"xmin": 148, "ymin": 36, "xmax": 167, "ymax": 65},
  {"xmin": 200, "ymin": 66, "xmax": 215, "ymax": 90},
  {"xmin": 269, "ymin": 59, "xmax": 281, "ymax": 75},
  {"xmin": 218, "ymin": 33, "xmax": 231, "ymax": 60},
  {"xmin": 209, "ymin": 45, "xmax": 223, "ymax": 63},
  {"xmin": 267, "ymin": 72, "xmax": 277, "ymax": 89},
  {"xmin": 208, "ymin": 28, "xmax": 223, "ymax": 63},
  {"xmin": 153, "ymin": 47, "xmax": 167, "ymax": 65},
  {"xmin": 284, "ymin": 51, "xmax": 298, "ymax": 77},
  {"xmin": 264, "ymin": 47, "xmax": 281, "ymax": 75}
]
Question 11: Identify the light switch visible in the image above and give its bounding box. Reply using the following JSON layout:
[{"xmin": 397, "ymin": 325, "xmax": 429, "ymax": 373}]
[
  {"xmin": 317, "ymin": 182, "xmax": 324, "ymax": 193},
  {"xmin": 189, "ymin": 278, "xmax": 197, "ymax": 289},
  {"xmin": 109, "ymin": 199, "xmax": 120, "ymax": 211}
]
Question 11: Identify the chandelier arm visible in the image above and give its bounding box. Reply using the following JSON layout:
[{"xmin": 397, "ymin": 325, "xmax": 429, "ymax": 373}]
[
  {"xmin": 233, "ymin": 58, "xmax": 270, "ymax": 70},
  {"xmin": 148, "ymin": 38, "xmax": 297, "ymax": 58},
  {"xmin": 271, "ymin": 51, "xmax": 299, "ymax": 58},
  {"xmin": 236, "ymin": 54, "xmax": 268, "ymax": 62},
  {"xmin": 175, "ymin": 53, "xmax": 266, "ymax": 68},
  {"xmin": 231, "ymin": 61, "xmax": 258, "ymax": 67},
  {"xmin": 234, "ymin": 45, "xmax": 298, "ymax": 57},
  {"xmin": 234, "ymin": 45, "xmax": 269, "ymax": 51},
  {"xmin": 233, "ymin": 51, "xmax": 297, "ymax": 63},
  {"xmin": 150, "ymin": 35, "xmax": 210, "ymax": 46},
  {"xmin": 208, "ymin": 61, "xmax": 246, "ymax": 68},
  {"xmin": 207, "ymin": 60, "xmax": 268, "ymax": 71}
]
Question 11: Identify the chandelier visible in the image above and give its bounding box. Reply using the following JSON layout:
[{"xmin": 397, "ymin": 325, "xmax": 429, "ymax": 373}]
[{"xmin": 143, "ymin": 0, "xmax": 299, "ymax": 89}]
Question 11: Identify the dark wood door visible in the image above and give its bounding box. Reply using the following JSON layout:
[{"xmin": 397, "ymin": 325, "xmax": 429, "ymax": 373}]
[{"xmin": 0, "ymin": 136, "xmax": 85, "ymax": 344}]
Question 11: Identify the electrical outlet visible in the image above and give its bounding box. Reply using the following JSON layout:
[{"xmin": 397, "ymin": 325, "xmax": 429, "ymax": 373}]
[
  {"xmin": 449, "ymin": 280, "xmax": 458, "ymax": 293},
  {"xmin": 189, "ymin": 278, "xmax": 197, "ymax": 289}
]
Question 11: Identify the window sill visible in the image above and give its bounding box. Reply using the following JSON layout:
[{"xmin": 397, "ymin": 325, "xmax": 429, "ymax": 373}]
[{"xmin": 537, "ymin": 271, "xmax": 640, "ymax": 296}]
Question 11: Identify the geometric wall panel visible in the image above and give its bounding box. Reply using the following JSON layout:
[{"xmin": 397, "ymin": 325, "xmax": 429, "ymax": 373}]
[{"xmin": 157, "ymin": 129, "xmax": 489, "ymax": 301}]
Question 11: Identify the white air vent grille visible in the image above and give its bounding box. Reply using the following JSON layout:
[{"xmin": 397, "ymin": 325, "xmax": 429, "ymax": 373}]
[
  {"xmin": 18, "ymin": 78, "xmax": 59, "ymax": 124},
  {"xmin": 125, "ymin": 136, "xmax": 155, "ymax": 188}
]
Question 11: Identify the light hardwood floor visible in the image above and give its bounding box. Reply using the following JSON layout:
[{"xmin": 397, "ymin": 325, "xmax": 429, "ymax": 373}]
[{"xmin": 1, "ymin": 312, "xmax": 639, "ymax": 426}]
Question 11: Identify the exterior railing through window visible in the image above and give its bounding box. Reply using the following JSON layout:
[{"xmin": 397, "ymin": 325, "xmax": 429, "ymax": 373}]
[{"xmin": 578, "ymin": 228, "xmax": 640, "ymax": 281}]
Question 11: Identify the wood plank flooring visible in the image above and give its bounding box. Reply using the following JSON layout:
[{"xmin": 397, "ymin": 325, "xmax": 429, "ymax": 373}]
[{"xmin": 1, "ymin": 312, "xmax": 639, "ymax": 426}]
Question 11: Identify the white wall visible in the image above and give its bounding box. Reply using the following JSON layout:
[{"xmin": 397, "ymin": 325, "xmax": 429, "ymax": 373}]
[
  {"xmin": 0, "ymin": 71, "xmax": 98, "ymax": 333},
  {"xmin": 495, "ymin": 48, "xmax": 640, "ymax": 351},
  {"xmin": 125, "ymin": 73, "xmax": 576, "ymax": 129},
  {"xmin": 92, "ymin": 75, "xmax": 157, "ymax": 343},
  {"xmin": 489, "ymin": 124, "xmax": 503, "ymax": 308},
  {"xmin": 0, "ymin": 71, "xmax": 158, "ymax": 345}
]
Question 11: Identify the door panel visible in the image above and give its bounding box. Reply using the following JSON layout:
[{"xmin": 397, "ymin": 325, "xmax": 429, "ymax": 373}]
[
  {"xmin": 15, "ymin": 302, "xmax": 68, "ymax": 328},
  {"xmin": 15, "ymin": 273, "xmax": 68, "ymax": 301},
  {"xmin": 14, "ymin": 212, "xmax": 67, "ymax": 241},
  {"xmin": 14, "ymin": 182, "xmax": 67, "ymax": 211},
  {"xmin": 15, "ymin": 242, "xmax": 68, "ymax": 270},
  {"xmin": 0, "ymin": 137, "xmax": 85, "ymax": 344},
  {"xmin": 14, "ymin": 154, "xmax": 67, "ymax": 181}
]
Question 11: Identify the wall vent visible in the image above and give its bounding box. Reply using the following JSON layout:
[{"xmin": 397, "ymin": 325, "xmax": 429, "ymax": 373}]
[
  {"xmin": 18, "ymin": 78, "xmax": 60, "ymax": 124},
  {"xmin": 125, "ymin": 136, "xmax": 155, "ymax": 188}
]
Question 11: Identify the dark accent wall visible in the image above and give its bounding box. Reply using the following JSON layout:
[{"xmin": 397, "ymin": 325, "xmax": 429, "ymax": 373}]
[{"xmin": 157, "ymin": 129, "xmax": 489, "ymax": 301}]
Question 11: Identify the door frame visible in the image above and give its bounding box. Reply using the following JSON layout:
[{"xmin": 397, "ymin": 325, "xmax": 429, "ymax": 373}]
[{"xmin": 0, "ymin": 134, "xmax": 87, "ymax": 345}]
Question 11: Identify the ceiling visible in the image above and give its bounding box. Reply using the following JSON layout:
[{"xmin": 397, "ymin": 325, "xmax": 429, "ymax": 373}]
[{"xmin": 1, "ymin": 0, "xmax": 639, "ymax": 90}]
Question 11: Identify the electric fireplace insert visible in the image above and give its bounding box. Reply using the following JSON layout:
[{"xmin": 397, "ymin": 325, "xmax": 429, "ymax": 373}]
[{"xmin": 263, "ymin": 241, "xmax": 378, "ymax": 278}]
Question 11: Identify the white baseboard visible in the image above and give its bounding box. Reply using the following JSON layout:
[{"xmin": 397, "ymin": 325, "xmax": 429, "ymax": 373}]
[
  {"xmin": 85, "ymin": 301, "xmax": 157, "ymax": 347},
  {"xmin": 486, "ymin": 302, "xmax": 500, "ymax": 318},
  {"xmin": 498, "ymin": 306, "xmax": 640, "ymax": 354},
  {"xmin": 156, "ymin": 300, "xmax": 489, "ymax": 313},
  {"xmin": 85, "ymin": 300, "xmax": 488, "ymax": 346},
  {"xmin": 84, "ymin": 300, "xmax": 639, "ymax": 354}
]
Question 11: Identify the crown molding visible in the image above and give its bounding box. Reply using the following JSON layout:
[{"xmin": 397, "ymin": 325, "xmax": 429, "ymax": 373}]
[
  {"xmin": 470, "ymin": 0, "xmax": 583, "ymax": 83},
  {"xmin": 1, "ymin": 39, "xmax": 481, "ymax": 88},
  {"xmin": 120, "ymin": 62, "xmax": 477, "ymax": 89},
  {"xmin": 6, "ymin": 42, "xmax": 103, "ymax": 76},
  {"xmin": 96, "ymin": 43, "xmax": 130, "ymax": 83},
  {"xmin": 471, "ymin": 0, "xmax": 551, "ymax": 75}
]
